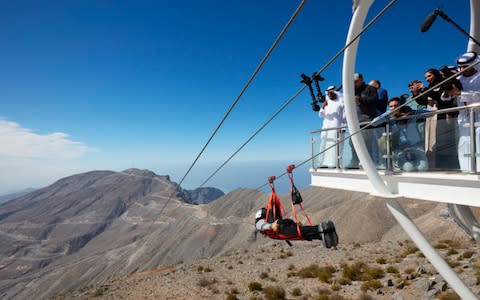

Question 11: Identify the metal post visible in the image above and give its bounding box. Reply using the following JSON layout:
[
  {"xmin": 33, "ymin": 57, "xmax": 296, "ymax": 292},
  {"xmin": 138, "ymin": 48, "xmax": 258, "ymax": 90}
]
[
  {"xmin": 469, "ymin": 108, "xmax": 477, "ymax": 173},
  {"xmin": 311, "ymin": 135, "xmax": 315, "ymax": 170},
  {"xmin": 384, "ymin": 123, "xmax": 393, "ymax": 173},
  {"xmin": 336, "ymin": 128, "xmax": 342, "ymax": 169}
]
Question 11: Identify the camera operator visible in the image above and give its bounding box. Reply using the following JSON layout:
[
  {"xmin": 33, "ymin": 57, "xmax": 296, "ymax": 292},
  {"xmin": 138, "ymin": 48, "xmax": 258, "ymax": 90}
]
[
  {"xmin": 317, "ymin": 86, "xmax": 344, "ymax": 168},
  {"xmin": 408, "ymin": 79, "xmax": 427, "ymax": 109}
]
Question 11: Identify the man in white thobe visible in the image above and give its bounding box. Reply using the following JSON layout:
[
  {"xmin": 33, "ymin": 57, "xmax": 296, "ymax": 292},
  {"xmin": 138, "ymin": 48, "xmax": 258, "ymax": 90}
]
[
  {"xmin": 455, "ymin": 52, "xmax": 480, "ymax": 172},
  {"xmin": 317, "ymin": 86, "xmax": 345, "ymax": 168}
]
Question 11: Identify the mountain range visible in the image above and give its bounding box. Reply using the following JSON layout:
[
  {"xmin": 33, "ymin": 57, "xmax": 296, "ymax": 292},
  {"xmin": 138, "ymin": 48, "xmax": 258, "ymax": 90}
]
[
  {"xmin": 0, "ymin": 168, "xmax": 225, "ymax": 299},
  {"xmin": 0, "ymin": 168, "xmax": 470, "ymax": 299}
]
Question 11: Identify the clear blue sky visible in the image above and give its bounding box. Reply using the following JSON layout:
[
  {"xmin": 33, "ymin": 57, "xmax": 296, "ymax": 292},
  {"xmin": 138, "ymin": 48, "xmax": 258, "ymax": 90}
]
[{"xmin": 0, "ymin": 0, "xmax": 472, "ymax": 194}]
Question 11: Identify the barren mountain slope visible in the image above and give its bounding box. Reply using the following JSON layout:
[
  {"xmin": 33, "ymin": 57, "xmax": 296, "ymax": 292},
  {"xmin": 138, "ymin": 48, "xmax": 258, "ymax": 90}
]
[
  {"xmin": 59, "ymin": 236, "xmax": 479, "ymax": 300},
  {"xmin": 0, "ymin": 169, "xmax": 222, "ymax": 299},
  {"xmin": 0, "ymin": 169, "xmax": 471, "ymax": 300}
]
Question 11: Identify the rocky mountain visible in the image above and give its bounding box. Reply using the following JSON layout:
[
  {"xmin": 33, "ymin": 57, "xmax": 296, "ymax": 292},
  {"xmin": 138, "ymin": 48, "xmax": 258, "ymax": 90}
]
[
  {"xmin": 181, "ymin": 187, "xmax": 225, "ymax": 205},
  {"xmin": 0, "ymin": 169, "xmax": 473, "ymax": 299},
  {"xmin": 0, "ymin": 168, "xmax": 226, "ymax": 299}
]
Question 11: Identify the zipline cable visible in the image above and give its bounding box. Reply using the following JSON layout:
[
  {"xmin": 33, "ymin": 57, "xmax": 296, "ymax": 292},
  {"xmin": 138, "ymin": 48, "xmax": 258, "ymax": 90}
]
[
  {"xmin": 157, "ymin": 0, "xmax": 308, "ymax": 216},
  {"xmin": 199, "ymin": 0, "xmax": 398, "ymax": 188},
  {"xmin": 253, "ymin": 59, "xmax": 480, "ymax": 191},
  {"xmin": 199, "ymin": 86, "xmax": 307, "ymax": 187}
]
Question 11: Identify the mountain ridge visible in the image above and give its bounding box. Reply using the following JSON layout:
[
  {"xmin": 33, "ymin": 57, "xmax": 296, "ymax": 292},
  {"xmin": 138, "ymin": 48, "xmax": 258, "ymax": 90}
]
[
  {"xmin": 0, "ymin": 168, "xmax": 470, "ymax": 299},
  {"xmin": 0, "ymin": 168, "xmax": 226, "ymax": 299}
]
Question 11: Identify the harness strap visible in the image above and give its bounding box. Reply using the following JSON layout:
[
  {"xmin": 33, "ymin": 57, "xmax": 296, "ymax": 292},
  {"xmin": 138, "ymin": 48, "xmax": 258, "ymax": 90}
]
[
  {"xmin": 265, "ymin": 180, "xmax": 285, "ymax": 223},
  {"xmin": 290, "ymin": 200, "xmax": 303, "ymax": 238},
  {"xmin": 287, "ymin": 165, "xmax": 313, "ymax": 227},
  {"xmin": 260, "ymin": 172, "xmax": 313, "ymax": 241},
  {"xmin": 297, "ymin": 202, "xmax": 313, "ymax": 225}
]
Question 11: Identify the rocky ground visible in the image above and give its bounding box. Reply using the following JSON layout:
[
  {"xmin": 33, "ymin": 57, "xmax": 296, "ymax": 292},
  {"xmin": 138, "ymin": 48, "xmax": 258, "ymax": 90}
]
[{"xmin": 53, "ymin": 236, "xmax": 480, "ymax": 300}]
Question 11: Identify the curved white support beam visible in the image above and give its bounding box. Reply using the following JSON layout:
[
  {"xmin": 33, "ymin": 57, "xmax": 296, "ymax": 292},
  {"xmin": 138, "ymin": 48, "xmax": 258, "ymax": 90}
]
[
  {"xmin": 341, "ymin": 1, "xmax": 477, "ymax": 298},
  {"xmin": 385, "ymin": 199, "xmax": 477, "ymax": 299},
  {"xmin": 468, "ymin": 0, "xmax": 480, "ymax": 53},
  {"xmin": 342, "ymin": 0, "xmax": 391, "ymax": 197}
]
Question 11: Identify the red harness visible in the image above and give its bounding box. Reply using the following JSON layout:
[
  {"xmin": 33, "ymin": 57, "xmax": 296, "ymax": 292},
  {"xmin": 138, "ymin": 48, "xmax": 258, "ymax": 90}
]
[{"xmin": 260, "ymin": 166, "xmax": 313, "ymax": 241}]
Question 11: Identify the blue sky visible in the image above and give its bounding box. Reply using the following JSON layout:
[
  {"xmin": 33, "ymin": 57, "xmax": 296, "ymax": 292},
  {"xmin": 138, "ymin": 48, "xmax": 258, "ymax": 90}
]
[{"xmin": 0, "ymin": 0, "xmax": 472, "ymax": 195}]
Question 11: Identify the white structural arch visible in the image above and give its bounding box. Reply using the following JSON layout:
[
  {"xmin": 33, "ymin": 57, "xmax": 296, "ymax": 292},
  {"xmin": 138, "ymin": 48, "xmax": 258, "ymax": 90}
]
[{"xmin": 334, "ymin": 0, "xmax": 479, "ymax": 298}]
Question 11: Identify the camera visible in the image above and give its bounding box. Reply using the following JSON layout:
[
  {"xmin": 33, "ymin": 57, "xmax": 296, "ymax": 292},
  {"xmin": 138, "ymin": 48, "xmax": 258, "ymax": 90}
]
[{"xmin": 312, "ymin": 72, "xmax": 325, "ymax": 103}]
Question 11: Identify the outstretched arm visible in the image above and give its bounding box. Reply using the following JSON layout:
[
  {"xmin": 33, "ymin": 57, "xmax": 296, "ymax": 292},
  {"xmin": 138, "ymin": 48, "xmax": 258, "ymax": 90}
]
[{"xmin": 256, "ymin": 219, "xmax": 273, "ymax": 231}]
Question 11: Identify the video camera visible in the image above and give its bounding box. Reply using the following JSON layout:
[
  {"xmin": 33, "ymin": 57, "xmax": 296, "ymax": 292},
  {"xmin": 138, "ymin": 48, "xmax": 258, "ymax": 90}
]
[
  {"xmin": 301, "ymin": 73, "xmax": 320, "ymax": 112},
  {"xmin": 312, "ymin": 72, "xmax": 325, "ymax": 103},
  {"xmin": 301, "ymin": 72, "xmax": 326, "ymax": 112}
]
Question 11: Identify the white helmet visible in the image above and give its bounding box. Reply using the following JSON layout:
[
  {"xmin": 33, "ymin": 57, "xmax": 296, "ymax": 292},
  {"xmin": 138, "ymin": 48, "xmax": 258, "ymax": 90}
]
[{"xmin": 255, "ymin": 209, "xmax": 264, "ymax": 219}]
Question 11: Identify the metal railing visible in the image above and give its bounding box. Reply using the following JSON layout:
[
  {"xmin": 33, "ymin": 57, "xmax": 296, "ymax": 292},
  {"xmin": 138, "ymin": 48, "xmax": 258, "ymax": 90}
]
[{"xmin": 311, "ymin": 103, "xmax": 480, "ymax": 174}]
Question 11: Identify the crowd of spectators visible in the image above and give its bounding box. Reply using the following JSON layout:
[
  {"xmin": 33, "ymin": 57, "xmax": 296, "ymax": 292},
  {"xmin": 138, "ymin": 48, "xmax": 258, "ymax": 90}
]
[{"xmin": 316, "ymin": 51, "xmax": 480, "ymax": 173}]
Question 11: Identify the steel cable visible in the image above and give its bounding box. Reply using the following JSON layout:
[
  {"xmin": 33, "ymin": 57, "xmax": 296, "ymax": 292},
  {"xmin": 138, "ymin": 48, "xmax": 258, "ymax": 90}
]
[
  {"xmin": 157, "ymin": 0, "xmax": 308, "ymax": 216},
  {"xmin": 199, "ymin": 0, "xmax": 399, "ymax": 188},
  {"xmin": 253, "ymin": 59, "xmax": 480, "ymax": 191}
]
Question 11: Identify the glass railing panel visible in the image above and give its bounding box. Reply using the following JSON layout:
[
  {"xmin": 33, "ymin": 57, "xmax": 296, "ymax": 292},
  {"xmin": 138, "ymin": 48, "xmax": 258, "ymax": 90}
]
[
  {"xmin": 388, "ymin": 118, "xmax": 429, "ymax": 172},
  {"xmin": 340, "ymin": 126, "xmax": 387, "ymax": 169},
  {"xmin": 311, "ymin": 131, "xmax": 321, "ymax": 169},
  {"xmin": 457, "ymin": 106, "xmax": 480, "ymax": 173},
  {"xmin": 428, "ymin": 110, "xmax": 460, "ymax": 171},
  {"xmin": 311, "ymin": 126, "xmax": 388, "ymax": 170},
  {"xmin": 310, "ymin": 103, "xmax": 479, "ymax": 174},
  {"xmin": 373, "ymin": 126, "xmax": 388, "ymax": 170},
  {"xmin": 340, "ymin": 127, "xmax": 358, "ymax": 169},
  {"xmin": 366, "ymin": 125, "xmax": 387, "ymax": 169},
  {"xmin": 312, "ymin": 128, "xmax": 342, "ymax": 169}
]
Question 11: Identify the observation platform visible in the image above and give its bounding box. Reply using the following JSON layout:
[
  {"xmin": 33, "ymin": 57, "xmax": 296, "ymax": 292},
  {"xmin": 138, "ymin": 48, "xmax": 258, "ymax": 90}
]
[
  {"xmin": 309, "ymin": 104, "xmax": 480, "ymax": 207},
  {"xmin": 310, "ymin": 168, "xmax": 480, "ymax": 207}
]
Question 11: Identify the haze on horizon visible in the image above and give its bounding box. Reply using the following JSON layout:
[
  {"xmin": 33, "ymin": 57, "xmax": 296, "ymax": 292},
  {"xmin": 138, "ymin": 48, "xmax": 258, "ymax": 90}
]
[{"xmin": 0, "ymin": 160, "xmax": 311, "ymax": 196}]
